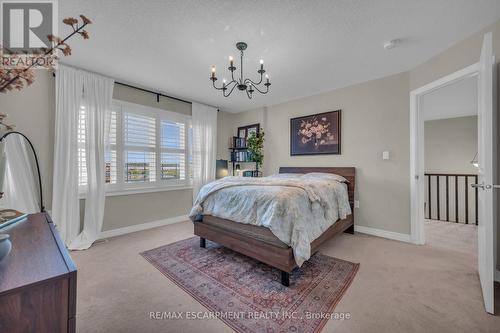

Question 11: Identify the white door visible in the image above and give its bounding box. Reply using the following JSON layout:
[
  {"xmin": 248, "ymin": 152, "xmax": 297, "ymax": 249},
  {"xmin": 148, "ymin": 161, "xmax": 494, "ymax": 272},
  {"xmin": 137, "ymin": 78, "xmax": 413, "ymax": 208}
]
[{"xmin": 474, "ymin": 32, "xmax": 496, "ymax": 314}]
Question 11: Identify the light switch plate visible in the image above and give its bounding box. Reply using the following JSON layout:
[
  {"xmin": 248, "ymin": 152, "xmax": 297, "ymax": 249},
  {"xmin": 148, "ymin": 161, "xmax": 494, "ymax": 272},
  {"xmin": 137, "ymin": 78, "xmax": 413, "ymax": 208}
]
[
  {"xmin": 382, "ymin": 151, "xmax": 390, "ymax": 160},
  {"xmin": 354, "ymin": 200, "xmax": 360, "ymax": 208}
]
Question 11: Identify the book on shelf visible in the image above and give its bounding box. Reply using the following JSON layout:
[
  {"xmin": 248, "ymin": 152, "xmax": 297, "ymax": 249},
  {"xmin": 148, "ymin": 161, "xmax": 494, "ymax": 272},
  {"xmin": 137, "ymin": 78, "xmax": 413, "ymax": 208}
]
[
  {"xmin": 242, "ymin": 170, "xmax": 260, "ymax": 177},
  {"xmin": 230, "ymin": 150, "xmax": 252, "ymax": 162},
  {"xmin": 231, "ymin": 136, "xmax": 248, "ymax": 149}
]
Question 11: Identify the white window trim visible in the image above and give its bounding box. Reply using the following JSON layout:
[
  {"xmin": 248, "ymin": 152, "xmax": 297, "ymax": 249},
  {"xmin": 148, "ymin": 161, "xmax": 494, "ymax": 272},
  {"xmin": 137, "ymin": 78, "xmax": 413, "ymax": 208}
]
[{"xmin": 79, "ymin": 99, "xmax": 193, "ymax": 198}]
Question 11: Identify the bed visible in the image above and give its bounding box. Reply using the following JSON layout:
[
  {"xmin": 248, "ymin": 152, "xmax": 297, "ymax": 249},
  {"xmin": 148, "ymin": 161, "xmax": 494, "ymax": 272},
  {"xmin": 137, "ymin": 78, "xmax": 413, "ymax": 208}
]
[{"xmin": 191, "ymin": 167, "xmax": 355, "ymax": 286}]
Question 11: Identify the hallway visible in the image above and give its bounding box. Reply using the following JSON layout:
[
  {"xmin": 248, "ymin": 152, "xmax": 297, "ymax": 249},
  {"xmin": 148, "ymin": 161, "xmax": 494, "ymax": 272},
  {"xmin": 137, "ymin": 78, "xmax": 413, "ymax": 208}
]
[{"xmin": 425, "ymin": 219, "xmax": 477, "ymax": 259}]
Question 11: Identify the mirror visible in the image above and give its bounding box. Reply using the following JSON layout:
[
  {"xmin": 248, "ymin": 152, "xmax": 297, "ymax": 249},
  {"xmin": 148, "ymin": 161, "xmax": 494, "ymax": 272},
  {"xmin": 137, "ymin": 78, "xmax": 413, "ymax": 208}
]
[{"xmin": 0, "ymin": 127, "xmax": 43, "ymax": 215}]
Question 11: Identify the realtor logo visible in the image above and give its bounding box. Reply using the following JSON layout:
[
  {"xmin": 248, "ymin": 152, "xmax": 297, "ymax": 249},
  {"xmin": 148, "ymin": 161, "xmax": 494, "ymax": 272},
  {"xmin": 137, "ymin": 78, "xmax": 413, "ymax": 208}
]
[{"xmin": 1, "ymin": 1, "xmax": 57, "ymax": 54}]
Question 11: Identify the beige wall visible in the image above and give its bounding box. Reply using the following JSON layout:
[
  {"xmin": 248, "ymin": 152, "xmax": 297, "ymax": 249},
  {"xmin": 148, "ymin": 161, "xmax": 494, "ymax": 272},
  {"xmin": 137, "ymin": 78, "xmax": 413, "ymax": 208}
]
[
  {"xmin": 80, "ymin": 189, "xmax": 192, "ymax": 232},
  {"xmin": 0, "ymin": 71, "xmax": 193, "ymax": 232},
  {"xmin": 425, "ymin": 116, "xmax": 478, "ymax": 174},
  {"xmin": 219, "ymin": 72, "xmax": 411, "ymax": 234},
  {"xmin": 409, "ymin": 20, "xmax": 500, "ymax": 91}
]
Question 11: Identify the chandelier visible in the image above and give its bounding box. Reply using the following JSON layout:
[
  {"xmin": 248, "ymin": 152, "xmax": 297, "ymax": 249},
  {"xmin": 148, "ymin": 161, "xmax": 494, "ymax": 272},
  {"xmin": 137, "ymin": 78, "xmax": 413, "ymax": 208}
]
[{"xmin": 210, "ymin": 42, "xmax": 271, "ymax": 99}]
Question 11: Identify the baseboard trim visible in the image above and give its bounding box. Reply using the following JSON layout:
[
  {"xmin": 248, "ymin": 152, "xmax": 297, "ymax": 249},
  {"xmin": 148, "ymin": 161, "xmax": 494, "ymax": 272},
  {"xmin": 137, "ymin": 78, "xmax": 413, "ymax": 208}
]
[
  {"xmin": 495, "ymin": 269, "xmax": 500, "ymax": 283},
  {"xmin": 98, "ymin": 215, "xmax": 189, "ymax": 240},
  {"xmin": 354, "ymin": 225, "xmax": 411, "ymax": 243}
]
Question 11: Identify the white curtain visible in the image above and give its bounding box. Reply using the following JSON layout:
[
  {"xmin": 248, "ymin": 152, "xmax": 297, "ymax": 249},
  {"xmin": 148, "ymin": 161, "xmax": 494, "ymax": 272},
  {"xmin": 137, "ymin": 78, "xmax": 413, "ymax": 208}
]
[
  {"xmin": 69, "ymin": 71, "xmax": 114, "ymax": 250},
  {"xmin": 192, "ymin": 102, "xmax": 218, "ymax": 202},
  {"xmin": 52, "ymin": 65, "xmax": 82, "ymax": 246},
  {"xmin": 52, "ymin": 64, "xmax": 114, "ymax": 250},
  {"xmin": 1, "ymin": 135, "xmax": 39, "ymax": 213}
]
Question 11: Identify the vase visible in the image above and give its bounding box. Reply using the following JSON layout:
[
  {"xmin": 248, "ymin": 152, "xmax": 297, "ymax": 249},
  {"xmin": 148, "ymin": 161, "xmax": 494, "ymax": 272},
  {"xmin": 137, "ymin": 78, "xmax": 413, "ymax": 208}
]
[{"xmin": 0, "ymin": 234, "xmax": 11, "ymax": 262}]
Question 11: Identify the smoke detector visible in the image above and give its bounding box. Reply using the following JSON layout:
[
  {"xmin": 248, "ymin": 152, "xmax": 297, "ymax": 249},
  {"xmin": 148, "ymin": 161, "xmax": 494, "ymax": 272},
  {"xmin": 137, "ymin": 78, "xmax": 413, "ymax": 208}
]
[{"xmin": 383, "ymin": 39, "xmax": 402, "ymax": 50}]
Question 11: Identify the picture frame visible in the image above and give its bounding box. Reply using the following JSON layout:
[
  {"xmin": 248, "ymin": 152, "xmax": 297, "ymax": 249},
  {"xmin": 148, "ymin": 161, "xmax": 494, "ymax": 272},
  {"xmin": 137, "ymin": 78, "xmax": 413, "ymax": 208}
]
[
  {"xmin": 237, "ymin": 123, "xmax": 260, "ymax": 139},
  {"xmin": 290, "ymin": 110, "xmax": 341, "ymax": 155}
]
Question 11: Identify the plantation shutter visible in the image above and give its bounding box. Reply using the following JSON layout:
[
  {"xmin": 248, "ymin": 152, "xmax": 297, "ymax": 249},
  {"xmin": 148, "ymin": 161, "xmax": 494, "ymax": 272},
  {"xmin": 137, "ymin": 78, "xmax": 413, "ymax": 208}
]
[
  {"xmin": 160, "ymin": 120, "xmax": 186, "ymax": 180},
  {"xmin": 123, "ymin": 112, "xmax": 156, "ymax": 183}
]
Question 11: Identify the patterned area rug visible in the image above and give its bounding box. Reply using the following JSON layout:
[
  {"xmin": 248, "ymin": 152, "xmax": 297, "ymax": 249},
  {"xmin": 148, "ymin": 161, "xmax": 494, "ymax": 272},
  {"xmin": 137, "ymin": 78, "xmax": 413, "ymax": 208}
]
[{"xmin": 141, "ymin": 237, "xmax": 359, "ymax": 333}]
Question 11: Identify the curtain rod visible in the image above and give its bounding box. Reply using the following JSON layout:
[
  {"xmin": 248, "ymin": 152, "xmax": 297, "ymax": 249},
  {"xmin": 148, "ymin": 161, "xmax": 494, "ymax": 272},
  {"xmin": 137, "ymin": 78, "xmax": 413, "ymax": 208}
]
[
  {"xmin": 114, "ymin": 81, "xmax": 192, "ymax": 105},
  {"xmin": 52, "ymin": 72, "xmax": 203, "ymax": 107}
]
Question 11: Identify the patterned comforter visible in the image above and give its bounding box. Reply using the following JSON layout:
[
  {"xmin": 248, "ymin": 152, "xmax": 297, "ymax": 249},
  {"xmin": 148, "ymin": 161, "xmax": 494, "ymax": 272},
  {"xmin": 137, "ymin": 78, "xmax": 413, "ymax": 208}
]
[{"xmin": 189, "ymin": 173, "xmax": 352, "ymax": 266}]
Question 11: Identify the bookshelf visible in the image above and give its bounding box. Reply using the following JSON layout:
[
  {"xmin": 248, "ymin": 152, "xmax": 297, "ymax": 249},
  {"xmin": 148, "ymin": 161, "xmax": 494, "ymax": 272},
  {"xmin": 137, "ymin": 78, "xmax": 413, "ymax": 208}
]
[{"xmin": 229, "ymin": 136, "xmax": 259, "ymax": 176}]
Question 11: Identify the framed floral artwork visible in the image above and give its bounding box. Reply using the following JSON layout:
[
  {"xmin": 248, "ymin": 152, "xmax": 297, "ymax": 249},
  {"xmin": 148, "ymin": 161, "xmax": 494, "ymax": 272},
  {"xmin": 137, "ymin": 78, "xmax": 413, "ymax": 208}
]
[{"xmin": 290, "ymin": 110, "xmax": 341, "ymax": 155}]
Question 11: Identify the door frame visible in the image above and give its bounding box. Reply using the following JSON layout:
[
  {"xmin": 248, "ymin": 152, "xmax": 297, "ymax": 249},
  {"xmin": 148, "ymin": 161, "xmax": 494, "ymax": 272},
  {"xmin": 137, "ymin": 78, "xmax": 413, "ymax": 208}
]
[{"xmin": 410, "ymin": 63, "xmax": 479, "ymax": 245}]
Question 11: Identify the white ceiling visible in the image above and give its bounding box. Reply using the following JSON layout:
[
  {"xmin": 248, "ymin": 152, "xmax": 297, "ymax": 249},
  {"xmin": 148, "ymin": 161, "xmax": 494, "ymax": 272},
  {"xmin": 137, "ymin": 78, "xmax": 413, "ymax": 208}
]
[
  {"xmin": 59, "ymin": 0, "xmax": 500, "ymax": 113},
  {"xmin": 423, "ymin": 75, "xmax": 477, "ymax": 121}
]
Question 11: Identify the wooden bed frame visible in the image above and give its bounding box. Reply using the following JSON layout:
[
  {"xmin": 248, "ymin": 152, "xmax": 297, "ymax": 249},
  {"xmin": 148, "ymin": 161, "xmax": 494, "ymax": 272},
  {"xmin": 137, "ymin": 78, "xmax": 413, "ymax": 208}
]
[{"xmin": 194, "ymin": 167, "xmax": 355, "ymax": 286}]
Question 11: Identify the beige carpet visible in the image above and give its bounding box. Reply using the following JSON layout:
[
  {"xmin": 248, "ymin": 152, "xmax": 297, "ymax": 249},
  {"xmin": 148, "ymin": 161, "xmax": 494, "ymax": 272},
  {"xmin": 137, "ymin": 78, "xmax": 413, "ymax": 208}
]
[
  {"xmin": 425, "ymin": 219, "xmax": 477, "ymax": 257},
  {"xmin": 71, "ymin": 221, "xmax": 500, "ymax": 333}
]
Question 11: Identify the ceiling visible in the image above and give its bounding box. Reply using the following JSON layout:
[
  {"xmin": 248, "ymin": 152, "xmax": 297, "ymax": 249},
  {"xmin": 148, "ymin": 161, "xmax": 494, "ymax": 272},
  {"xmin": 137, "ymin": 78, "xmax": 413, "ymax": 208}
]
[
  {"xmin": 59, "ymin": 0, "xmax": 500, "ymax": 113},
  {"xmin": 423, "ymin": 75, "xmax": 478, "ymax": 121}
]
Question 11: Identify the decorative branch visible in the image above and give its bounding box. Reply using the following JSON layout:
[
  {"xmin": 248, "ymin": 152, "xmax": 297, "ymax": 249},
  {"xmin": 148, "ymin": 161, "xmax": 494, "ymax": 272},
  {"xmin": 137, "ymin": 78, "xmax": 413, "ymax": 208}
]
[{"xmin": 0, "ymin": 15, "xmax": 92, "ymax": 93}]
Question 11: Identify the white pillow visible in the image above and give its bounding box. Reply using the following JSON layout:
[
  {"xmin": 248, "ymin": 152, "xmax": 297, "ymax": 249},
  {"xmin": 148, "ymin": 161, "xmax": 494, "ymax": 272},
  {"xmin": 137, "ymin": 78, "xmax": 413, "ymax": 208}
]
[
  {"xmin": 301, "ymin": 172, "xmax": 349, "ymax": 183},
  {"xmin": 270, "ymin": 173, "xmax": 303, "ymax": 178}
]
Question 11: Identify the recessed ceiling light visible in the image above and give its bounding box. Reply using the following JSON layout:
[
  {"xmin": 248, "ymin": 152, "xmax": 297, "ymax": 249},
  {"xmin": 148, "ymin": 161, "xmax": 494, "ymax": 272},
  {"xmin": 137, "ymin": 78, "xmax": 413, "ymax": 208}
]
[{"xmin": 383, "ymin": 39, "xmax": 402, "ymax": 50}]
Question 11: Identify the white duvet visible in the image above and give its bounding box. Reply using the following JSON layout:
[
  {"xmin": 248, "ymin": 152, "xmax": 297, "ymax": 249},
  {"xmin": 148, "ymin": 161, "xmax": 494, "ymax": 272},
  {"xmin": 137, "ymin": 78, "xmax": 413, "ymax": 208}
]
[{"xmin": 189, "ymin": 173, "xmax": 352, "ymax": 266}]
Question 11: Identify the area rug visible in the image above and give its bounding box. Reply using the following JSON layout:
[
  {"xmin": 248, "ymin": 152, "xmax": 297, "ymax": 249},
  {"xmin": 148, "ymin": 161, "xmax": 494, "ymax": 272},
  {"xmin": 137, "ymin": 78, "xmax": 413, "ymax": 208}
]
[{"xmin": 141, "ymin": 237, "xmax": 359, "ymax": 333}]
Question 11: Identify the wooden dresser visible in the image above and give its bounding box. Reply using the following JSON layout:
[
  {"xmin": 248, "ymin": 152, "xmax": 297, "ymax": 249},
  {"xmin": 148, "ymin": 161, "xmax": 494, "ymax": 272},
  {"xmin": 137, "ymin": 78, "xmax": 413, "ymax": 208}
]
[{"xmin": 0, "ymin": 213, "xmax": 77, "ymax": 333}]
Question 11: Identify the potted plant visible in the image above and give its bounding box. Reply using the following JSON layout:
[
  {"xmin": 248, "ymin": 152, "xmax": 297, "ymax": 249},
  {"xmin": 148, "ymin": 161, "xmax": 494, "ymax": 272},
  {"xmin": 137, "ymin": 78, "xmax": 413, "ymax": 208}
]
[{"xmin": 247, "ymin": 131, "xmax": 265, "ymax": 176}]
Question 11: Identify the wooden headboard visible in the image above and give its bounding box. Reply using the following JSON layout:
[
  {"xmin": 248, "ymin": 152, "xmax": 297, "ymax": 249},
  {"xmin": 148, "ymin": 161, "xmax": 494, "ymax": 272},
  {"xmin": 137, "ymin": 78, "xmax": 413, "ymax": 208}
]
[{"xmin": 279, "ymin": 167, "xmax": 355, "ymax": 206}]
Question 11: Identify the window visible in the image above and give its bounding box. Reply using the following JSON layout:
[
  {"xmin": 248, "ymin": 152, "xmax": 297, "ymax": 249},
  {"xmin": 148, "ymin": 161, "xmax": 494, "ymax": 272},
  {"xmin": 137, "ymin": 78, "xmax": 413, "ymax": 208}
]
[
  {"xmin": 161, "ymin": 120, "xmax": 186, "ymax": 180},
  {"xmin": 124, "ymin": 112, "xmax": 156, "ymax": 183},
  {"xmin": 78, "ymin": 106, "xmax": 118, "ymax": 186},
  {"xmin": 78, "ymin": 101, "xmax": 192, "ymax": 194}
]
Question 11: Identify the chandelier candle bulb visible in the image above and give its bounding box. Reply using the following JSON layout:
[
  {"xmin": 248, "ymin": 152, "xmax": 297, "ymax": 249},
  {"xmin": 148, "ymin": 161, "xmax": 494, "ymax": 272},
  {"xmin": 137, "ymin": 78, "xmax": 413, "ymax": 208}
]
[{"xmin": 210, "ymin": 41, "xmax": 271, "ymax": 98}]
